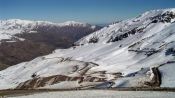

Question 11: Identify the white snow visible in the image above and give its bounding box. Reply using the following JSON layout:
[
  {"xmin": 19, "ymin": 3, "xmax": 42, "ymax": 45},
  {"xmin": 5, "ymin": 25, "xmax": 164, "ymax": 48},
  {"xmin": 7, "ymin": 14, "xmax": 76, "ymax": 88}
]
[
  {"xmin": 159, "ymin": 63, "xmax": 175, "ymax": 87},
  {"xmin": 0, "ymin": 8, "xmax": 175, "ymax": 89},
  {"xmin": 6, "ymin": 90, "xmax": 175, "ymax": 98}
]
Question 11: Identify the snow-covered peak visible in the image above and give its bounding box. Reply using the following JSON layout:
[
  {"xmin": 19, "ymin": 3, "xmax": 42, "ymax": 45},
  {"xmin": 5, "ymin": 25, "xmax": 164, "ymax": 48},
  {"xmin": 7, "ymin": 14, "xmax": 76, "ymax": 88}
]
[
  {"xmin": 0, "ymin": 19, "xmax": 96, "ymax": 41},
  {"xmin": 76, "ymin": 8, "xmax": 175, "ymax": 45},
  {"xmin": 0, "ymin": 19, "xmax": 90, "ymax": 27},
  {"xmin": 135, "ymin": 8, "xmax": 175, "ymax": 22},
  {"xmin": 60, "ymin": 21, "xmax": 90, "ymax": 27},
  {"xmin": 142, "ymin": 8, "xmax": 175, "ymax": 15}
]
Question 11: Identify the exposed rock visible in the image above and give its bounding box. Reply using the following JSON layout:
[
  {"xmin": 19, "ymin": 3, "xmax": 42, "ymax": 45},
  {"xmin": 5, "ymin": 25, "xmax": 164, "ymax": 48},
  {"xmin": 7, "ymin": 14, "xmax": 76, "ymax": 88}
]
[
  {"xmin": 14, "ymin": 58, "xmax": 125, "ymax": 89},
  {"xmin": 165, "ymin": 48, "xmax": 175, "ymax": 56},
  {"xmin": 107, "ymin": 27, "xmax": 144, "ymax": 43},
  {"xmin": 144, "ymin": 67, "xmax": 161, "ymax": 87},
  {"xmin": 150, "ymin": 11, "xmax": 175, "ymax": 23},
  {"xmin": 88, "ymin": 37, "xmax": 99, "ymax": 43},
  {"xmin": 128, "ymin": 48, "xmax": 160, "ymax": 57},
  {"xmin": 16, "ymin": 75, "xmax": 84, "ymax": 89}
]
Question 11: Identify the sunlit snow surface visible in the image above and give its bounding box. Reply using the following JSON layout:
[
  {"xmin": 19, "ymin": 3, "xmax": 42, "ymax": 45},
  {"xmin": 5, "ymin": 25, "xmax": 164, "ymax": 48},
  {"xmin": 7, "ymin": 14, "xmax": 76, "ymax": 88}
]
[
  {"xmin": 0, "ymin": 8, "xmax": 175, "ymax": 89},
  {"xmin": 7, "ymin": 90, "xmax": 175, "ymax": 98}
]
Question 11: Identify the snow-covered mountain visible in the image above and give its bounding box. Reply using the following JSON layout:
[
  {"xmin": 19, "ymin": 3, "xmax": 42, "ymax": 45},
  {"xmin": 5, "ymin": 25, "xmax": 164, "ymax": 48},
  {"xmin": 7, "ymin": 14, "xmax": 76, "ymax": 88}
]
[
  {"xmin": 0, "ymin": 19, "xmax": 95, "ymax": 41},
  {"xmin": 0, "ymin": 20, "xmax": 100, "ymax": 68},
  {"xmin": 0, "ymin": 8, "xmax": 175, "ymax": 90}
]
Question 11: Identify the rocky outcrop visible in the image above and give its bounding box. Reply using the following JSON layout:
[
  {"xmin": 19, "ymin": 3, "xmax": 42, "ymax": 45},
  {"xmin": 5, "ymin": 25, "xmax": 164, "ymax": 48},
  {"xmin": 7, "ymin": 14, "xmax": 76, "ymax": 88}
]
[
  {"xmin": 165, "ymin": 48, "xmax": 175, "ymax": 56},
  {"xmin": 128, "ymin": 49, "xmax": 160, "ymax": 57},
  {"xmin": 144, "ymin": 67, "xmax": 161, "ymax": 87},
  {"xmin": 16, "ymin": 75, "xmax": 83, "ymax": 89},
  {"xmin": 107, "ymin": 27, "xmax": 145, "ymax": 43},
  {"xmin": 150, "ymin": 11, "xmax": 175, "ymax": 23},
  {"xmin": 14, "ymin": 58, "xmax": 124, "ymax": 89},
  {"xmin": 13, "ymin": 57, "xmax": 163, "ymax": 89},
  {"xmin": 88, "ymin": 37, "xmax": 99, "ymax": 43}
]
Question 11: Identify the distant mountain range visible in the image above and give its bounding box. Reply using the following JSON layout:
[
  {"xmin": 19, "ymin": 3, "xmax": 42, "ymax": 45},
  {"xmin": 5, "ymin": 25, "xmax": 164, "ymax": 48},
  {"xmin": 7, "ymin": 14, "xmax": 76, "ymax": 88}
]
[
  {"xmin": 0, "ymin": 20, "xmax": 101, "ymax": 68},
  {"xmin": 0, "ymin": 8, "xmax": 175, "ymax": 90}
]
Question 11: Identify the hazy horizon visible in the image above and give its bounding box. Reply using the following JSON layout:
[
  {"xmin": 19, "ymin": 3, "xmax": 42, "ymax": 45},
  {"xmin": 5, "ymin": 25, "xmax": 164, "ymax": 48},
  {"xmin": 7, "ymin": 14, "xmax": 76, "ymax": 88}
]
[{"xmin": 0, "ymin": 0, "xmax": 175, "ymax": 24}]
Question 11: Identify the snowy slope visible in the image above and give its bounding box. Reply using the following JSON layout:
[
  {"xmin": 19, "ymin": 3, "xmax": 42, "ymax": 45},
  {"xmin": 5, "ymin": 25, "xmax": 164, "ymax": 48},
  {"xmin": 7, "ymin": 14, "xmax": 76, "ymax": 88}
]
[
  {"xmin": 0, "ymin": 19, "xmax": 94, "ymax": 41},
  {"xmin": 0, "ymin": 8, "xmax": 175, "ymax": 89}
]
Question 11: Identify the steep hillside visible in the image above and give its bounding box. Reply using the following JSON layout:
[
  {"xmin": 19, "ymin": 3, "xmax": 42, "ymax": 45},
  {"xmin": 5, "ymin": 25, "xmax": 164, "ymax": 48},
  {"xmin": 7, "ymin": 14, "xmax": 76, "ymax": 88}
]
[
  {"xmin": 0, "ymin": 8, "xmax": 175, "ymax": 90},
  {"xmin": 0, "ymin": 20, "xmax": 101, "ymax": 69}
]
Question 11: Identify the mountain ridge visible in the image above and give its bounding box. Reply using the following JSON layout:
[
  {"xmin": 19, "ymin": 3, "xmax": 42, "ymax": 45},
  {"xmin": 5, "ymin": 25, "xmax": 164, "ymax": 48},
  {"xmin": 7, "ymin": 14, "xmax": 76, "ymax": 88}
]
[
  {"xmin": 0, "ymin": 19, "xmax": 101, "ymax": 69},
  {"xmin": 0, "ymin": 8, "xmax": 175, "ymax": 90}
]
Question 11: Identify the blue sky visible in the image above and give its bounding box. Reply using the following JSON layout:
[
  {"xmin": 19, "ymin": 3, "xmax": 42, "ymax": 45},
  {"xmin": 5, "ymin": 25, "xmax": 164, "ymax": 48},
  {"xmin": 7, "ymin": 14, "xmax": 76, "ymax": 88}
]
[{"xmin": 0, "ymin": 0, "xmax": 175, "ymax": 24}]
